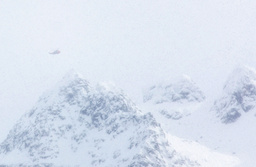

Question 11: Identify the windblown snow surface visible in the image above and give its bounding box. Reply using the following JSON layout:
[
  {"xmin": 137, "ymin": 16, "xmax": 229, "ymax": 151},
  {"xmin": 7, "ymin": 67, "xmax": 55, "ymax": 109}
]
[{"xmin": 0, "ymin": 71, "xmax": 239, "ymax": 166}]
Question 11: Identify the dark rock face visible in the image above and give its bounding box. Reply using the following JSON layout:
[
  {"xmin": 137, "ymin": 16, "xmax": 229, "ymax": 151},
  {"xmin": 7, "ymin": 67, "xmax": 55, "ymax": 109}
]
[
  {"xmin": 212, "ymin": 67, "xmax": 256, "ymax": 123},
  {"xmin": 0, "ymin": 72, "xmax": 197, "ymax": 166},
  {"xmin": 160, "ymin": 110, "xmax": 183, "ymax": 120},
  {"xmin": 143, "ymin": 76, "xmax": 205, "ymax": 104},
  {"xmin": 222, "ymin": 108, "xmax": 241, "ymax": 124}
]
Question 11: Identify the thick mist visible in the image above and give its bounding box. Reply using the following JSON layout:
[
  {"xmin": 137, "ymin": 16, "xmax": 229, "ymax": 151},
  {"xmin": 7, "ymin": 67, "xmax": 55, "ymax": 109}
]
[{"xmin": 1, "ymin": 0, "xmax": 256, "ymax": 141}]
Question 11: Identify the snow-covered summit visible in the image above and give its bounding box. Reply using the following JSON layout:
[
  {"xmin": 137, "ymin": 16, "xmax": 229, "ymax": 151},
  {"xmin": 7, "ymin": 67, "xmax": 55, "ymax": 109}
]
[
  {"xmin": 142, "ymin": 76, "xmax": 205, "ymax": 121},
  {"xmin": 143, "ymin": 75, "xmax": 205, "ymax": 104},
  {"xmin": 223, "ymin": 66, "xmax": 256, "ymax": 94},
  {"xmin": 0, "ymin": 72, "xmax": 205, "ymax": 166},
  {"xmin": 60, "ymin": 69, "xmax": 86, "ymax": 84},
  {"xmin": 212, "ymin": 66, "xmax": 256, "ymax": 123}
]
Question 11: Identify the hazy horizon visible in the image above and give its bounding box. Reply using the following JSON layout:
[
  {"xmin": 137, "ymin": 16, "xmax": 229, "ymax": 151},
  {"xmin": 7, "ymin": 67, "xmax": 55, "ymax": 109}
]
[{"xmin": 1, "ymin": 0, "xmax": 256, "ymax": 142}]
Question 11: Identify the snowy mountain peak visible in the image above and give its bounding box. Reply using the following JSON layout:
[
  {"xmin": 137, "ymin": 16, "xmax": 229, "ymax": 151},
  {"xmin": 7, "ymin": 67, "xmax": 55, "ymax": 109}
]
[
  {"xmin": 57, "ymin": 69, "xmax": 89, "ymax": 89},
  {"xmin": 35, "ymin": 70, "xmax": 92, "ymax": 109},
  {"xmin": 143, "ymin": 75, "xmax": 205, "ymax": 104},
  {"xmin": 223, "ymin": 65, "xmax": 256, "ymax": 93},
  {"xmin": 63, "ymin": 69, "xmax": 81, "ymax": 78},
  {"xmin": 212, "ymin": 66, "xmax": 256, "ymax": 123},
  {"xmin": 0, "ymin": 72, "xmax": 203, "ymax": 166}
]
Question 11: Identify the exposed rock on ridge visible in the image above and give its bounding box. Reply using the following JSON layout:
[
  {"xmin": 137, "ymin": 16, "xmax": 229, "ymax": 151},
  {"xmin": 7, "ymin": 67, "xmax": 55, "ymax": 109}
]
[
  {"xmin": 0, "ymin": 71, "xmax": 199, "ymax": 166},
  {"xmin": 143, "ymin": 76, "xmax": 205, "ymax": 104},
  {"xmin": 212, "ymin": 66, "xmax": 256, "ymax": 123}
]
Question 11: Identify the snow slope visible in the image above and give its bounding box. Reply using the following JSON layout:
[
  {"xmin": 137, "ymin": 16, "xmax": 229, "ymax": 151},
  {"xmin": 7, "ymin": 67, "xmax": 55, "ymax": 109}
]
[{"xmin": 141, "ymin": 67, "xmax": 256, "ymax": 167}]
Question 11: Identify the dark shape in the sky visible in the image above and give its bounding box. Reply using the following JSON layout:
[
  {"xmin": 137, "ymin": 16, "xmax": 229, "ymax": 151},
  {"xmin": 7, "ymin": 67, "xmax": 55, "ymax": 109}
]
[{"xmin": 49, "ymin": 50, "xmax": 60, "ymax": 55}]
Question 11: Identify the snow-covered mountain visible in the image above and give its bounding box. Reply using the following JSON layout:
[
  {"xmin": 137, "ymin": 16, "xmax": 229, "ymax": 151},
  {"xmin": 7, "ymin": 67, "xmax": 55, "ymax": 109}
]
[
  {"xmin": 140, "ymin": 67, "xmax": 256, "ymax": 167},
  {"xmin": 143, "ymin": 76, "xmax": 205, "ymax": 104},
  {"xmin": 143, "ymin": 76, "xmax": 205, "ymax": 120},
  {"xmin": 211, "ymin": 66, "xmax": 256, "ymax": 123},
  {"xmin": 0, "ymin": 71, "xmax": 238, "ymax": 167}
]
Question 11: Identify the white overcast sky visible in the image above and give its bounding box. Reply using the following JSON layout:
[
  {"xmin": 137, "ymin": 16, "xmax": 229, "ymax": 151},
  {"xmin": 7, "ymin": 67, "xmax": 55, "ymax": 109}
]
[{"xmin": 1, "ymin": 0, "xmax": 256, "ymax": 140}]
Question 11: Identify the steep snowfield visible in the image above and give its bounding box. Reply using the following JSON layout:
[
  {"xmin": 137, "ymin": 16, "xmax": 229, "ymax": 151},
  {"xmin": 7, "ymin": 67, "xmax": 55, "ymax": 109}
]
[
  {"xmin": 168, "ymin": 135, "xmax": 239, "ymax": 167},
  {"xmin": 0, "ymin": 71, "xmax": 239, "ymax": 167}
]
